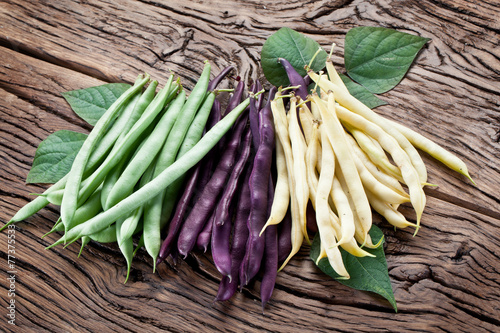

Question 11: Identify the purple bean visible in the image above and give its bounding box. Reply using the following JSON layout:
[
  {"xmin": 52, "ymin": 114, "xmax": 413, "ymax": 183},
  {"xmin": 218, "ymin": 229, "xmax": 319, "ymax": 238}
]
[
  {"xmin": 249, "ymin": 81, "xmax": 265, "ymax": 149},
  {"xmin": 224, "ymin": 79, "xmax": 245, "ymax": 117},
  {"xmin": 214, "ymin": 126, "xmax": 253, "ymax": 228},
  {"xmin": 255, "ymin": 80, "xmax": 264, "ymax": 110},
  {"xmin": 211, "ymin": 126, "xmax": 252, "ymax": 279},
  {"xmin": 195, "ymin": 211, "xmax": 214, "ymax": 252},
  {"xmin": 260, "ymin": 171, "xmax": 277, "ymax": 310},
  {"xmin": 278, "ymin": 58, "xmax": 308, "ymax": 101},
  {"xmin": 303, "ymin": 74, "xmax": 312, "ymax": 87},
  {"xmin": 306, "ymin": 201, "xmax": 318, "ymax": 234},
  {"xmin": 157, "ymin": 164, "xmax": 201, "ymax": 264},
  {"xmin": 213, "ymin": 79, "xmax": 245, "ymax": 157},
  {"xmin": 277, "ymin": 209, "xmax": 292, "ymax": 265},
  {"xmin": 177, "ymin": 111, "xmax": 249, "ymax": 258},
  {"xmin": 207, "ymin": 65, "xmax": 234, "ymax": 92},
  {"xmin": 250, "ymin": 86, "xmax": 276, "ymax": 149},
  {"xmin": 260, "ymin": 223, "xmax": 278, "ymax": 311},
  {"xmin": 239, "ymin": 100, "xmax": 275, "ymax": 286},
  {"xmin": 158, "ymin": 69, "xmax": 235, "ymax": 265},
  {"xmin": 200, "ymin": 71, "xmax": 238, "ymax": 192},
  {"xmin": 249, "ymin": 83, "xmax": 260, "ymax": 149},
  {"xmin": 206, "ymin": 98, "xmax": 222, "ymax": 132},
  {"xmin": 211, "ymin": 204, "xmax": 234, "ymax": 278},
  {"xmin": 195, "ymin": 99, "xmax": 222, "ymax": 198},
  {"xmin": 169, "ymin": 246, "xmax": 179, "ymax": 266},
  {"xmin": 214, "ymin": 273, "xmax": 233, "ymax": 302},
  {"xmin": 214, "ymin": 165, "xmax": 251, "ymax": 302}
]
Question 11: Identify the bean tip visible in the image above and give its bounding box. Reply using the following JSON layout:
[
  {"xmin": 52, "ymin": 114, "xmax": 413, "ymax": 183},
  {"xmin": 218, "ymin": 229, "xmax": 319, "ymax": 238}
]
[
  {"xmin": 412, "ymin": 225, "xmax": 422, "ymax": 237},
  {"xmin": 0, "ymin": 221, "xmax": 14, "ymax": 232},
  {"xmin": 155, "ymin": 256, "xmax": 164, "ymax": 267},
  {"xmin": 464, "ymin": 172, "xmax": 476, "ymax": 186}
]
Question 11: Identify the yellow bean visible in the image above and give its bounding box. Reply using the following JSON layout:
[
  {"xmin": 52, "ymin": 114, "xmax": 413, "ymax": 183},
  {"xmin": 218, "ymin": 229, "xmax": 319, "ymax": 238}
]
[
  {"xmin": 345, "ymin": 133, "xmax": 409, "ymax": 198},
  {"xmin": 317, "ymin": 221, "xmax": 349, "ymax": 278},
  {"xmin": 307, "ymin": 122, "xmax": 372, "ymax": 257},
  {"xmin": 335, "ymin": 101, "xmax": 426, "ymax": 228},
  {"xmin": 366, "ymin": 191, "xmax": 418, "ymax": 229},
  {"xmin": 330, "ymin": 176, "xmax": 357, "ymax": 247},
  {"xmin": 288, "ymin": 97, "xmax": 310, "ymax": 243},
  {"xmin": 260, "ymin": 138, "xmax": 289, "ymax": 235},
  {"xmin": 315, "ymin": 121, "xmax": 349, "ymax": 278},
  {"xmin": 311, "ymin": 66, "xmax": 428, "ymax": 184},
  {"xmin": 313, "ymin": 93, "xmax": 373, "ymax": 243},
  {"xmin": 346, "ymin": 135, "xmax": 410, "ymax": 204},
  {"xmin": 298, "ymin": 103, "xmax": 315, "ymax": 145},
  {"xmin": 389, "ymin": 119, "xmax": 475, "ymax": 184},
  {"xmin": 348, "ymin": 125, "xmax": 403, "ymax": 182},
  {"xmin": 315, "ymin": 242, "xmax": 328, "ymax": 265},
  {"xmin": 310, "ymin": 96, "xmax": 322, "ymax": 120},
  {"xmin": 271, "ymin": 99, "xmax": 304, "ymax": 271},
  {"xmin": 306, "ymin": 122, "xmax": 321, "ymax": 195}
]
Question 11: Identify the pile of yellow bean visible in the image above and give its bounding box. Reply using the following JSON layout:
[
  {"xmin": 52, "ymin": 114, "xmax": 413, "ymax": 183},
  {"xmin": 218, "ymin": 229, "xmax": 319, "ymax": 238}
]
[{"xmin": 261, "ymin": 60, "xmax": 474, "ymax": 278}]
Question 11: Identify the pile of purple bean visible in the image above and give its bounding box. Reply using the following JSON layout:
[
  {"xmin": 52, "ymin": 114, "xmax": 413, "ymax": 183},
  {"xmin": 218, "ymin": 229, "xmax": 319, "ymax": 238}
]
[{"xmin": 156, "ymin": 67, "xmax": 292, "ymax": 309}]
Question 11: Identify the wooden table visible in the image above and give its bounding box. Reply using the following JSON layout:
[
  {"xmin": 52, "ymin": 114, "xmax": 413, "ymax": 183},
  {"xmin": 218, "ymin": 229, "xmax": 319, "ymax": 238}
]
[{"xmin": 1, "ymin": 0, "xmax": 499, "ymax": 332}]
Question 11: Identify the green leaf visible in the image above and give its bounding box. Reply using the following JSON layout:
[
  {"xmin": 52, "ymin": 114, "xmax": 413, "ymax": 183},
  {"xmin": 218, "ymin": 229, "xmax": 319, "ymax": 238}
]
[
  {"xmin": 261, "ymin": 27, "xmax": 327, "ymax": 88},
  {"xmin": 26, "ymin": 130, "xmax": 87, "ymax": 184},
  {"xmin": 344, "ymin": 26, "xmax": 430, "ymax": 94},
  {"xmin": 339, "ymin": 73, "xmax": 387, "ymax": 109},
  {"xmin": 310, "ymin": 225, "xmax": 397, "ymax": 311},
  {"xmin": 61, "ymin": 83, "xmax": 131, "ymax": 125}
]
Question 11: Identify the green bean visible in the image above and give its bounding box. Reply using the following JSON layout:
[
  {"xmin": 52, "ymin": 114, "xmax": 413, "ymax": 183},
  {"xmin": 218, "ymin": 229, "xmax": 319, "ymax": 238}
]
[
  {"xmin": 116, "ymin": 217, "xmax": 134, "ymax": 283},
  {"xmin": 39, "ymin": 189, "xmax": 64, "ymax": 206},
  {"xmin": 115, "ymin": 81, "xmax": 159, "ymax": 143},
  {"xmin": 85, "ymin": 90, "xmax": 143, "ymax": 171},
  {"xmin": 78, "ymin": 236, "xmax": 91, "ymax": 258},
  {"xmin": 140, "ymin": 62, "xmax": 215, "ymax": 262},
  {"xmin": 41, "ymin": 217, "xmax": 62, "ymax": 239},
  {"xmin": 76, "ymin": 75, "xmax": 177, "ymax": 210},
  {"xmin": 104, "ymin": 88, "xmax": 186, "ymax": 209},
  {"xmin": 52, "ymin": 187, "xmax": 103, "ymax": 234},
  {"xmin": 1, "ymin": 175, "xmax": 68, "ymax": 231},
  {"xmin": 133, "ymin": 234, "xmax": 145, "ymax": 258},
  {"xmin": 87, "ymin": 79, "xmax": 162, "ymax": 174},
  {"xmin": 8, "ymin": 86, "xmax": 144, "ymax": 229},
  {"xmin": 49, "ymin": 97, "xmax": 251, "ymax": 247},
  {"xmin": 89, "ymin": 224, "xmax": 117, "ymax": 243},
  {"xmin": 118, "ymin": 156, "xmax": 157, "ymax": 246},
  {"xmin": 100, "ymin": 152, "xmax": 130, "ymax": 208},
  {"xmin": 143, "ymin": 84, "xmax": 214, "ymax": 270},
  {"xmin": 60, "ymin": 74, "xmax": 150, "ymax": 232},
  {"xmin": 94, "ymin": 210, "xmax": 144, "ymax": 245},
  {"xmin": 3, "ymin": 78, "xmax": 160, "ymax": 232}
]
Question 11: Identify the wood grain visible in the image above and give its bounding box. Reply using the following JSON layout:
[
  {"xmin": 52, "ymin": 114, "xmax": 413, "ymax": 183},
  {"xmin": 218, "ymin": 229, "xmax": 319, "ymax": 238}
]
[{"xmin": 0, "ymin": 0, "xmax": 499, "ymax": 332}]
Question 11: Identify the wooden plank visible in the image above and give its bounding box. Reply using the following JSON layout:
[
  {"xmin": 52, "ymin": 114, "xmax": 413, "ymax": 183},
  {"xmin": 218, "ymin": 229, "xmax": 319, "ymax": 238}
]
[{"xmin": 0, "ymin": 0, "xmax": 499, "ymax": 332}]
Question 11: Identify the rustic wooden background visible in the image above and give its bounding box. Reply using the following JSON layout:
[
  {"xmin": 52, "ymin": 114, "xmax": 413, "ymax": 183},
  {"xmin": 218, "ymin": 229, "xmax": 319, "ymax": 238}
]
[{"xmin": 1, "ymin": 0, "xmax": 499, "ymax": 332}]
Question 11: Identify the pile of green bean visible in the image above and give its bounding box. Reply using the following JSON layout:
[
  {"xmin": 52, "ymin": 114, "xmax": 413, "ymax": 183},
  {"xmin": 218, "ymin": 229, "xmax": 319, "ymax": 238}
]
[{"xmin": 4, "ymin": 61, "xmax": 251, "ymax": 281}]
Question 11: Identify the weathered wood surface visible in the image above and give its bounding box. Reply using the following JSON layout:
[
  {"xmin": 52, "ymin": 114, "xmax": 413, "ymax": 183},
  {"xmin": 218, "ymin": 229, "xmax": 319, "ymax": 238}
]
[{"xmin": 0, "ymin": 0, "xmax": 499, "ymax": 332}]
